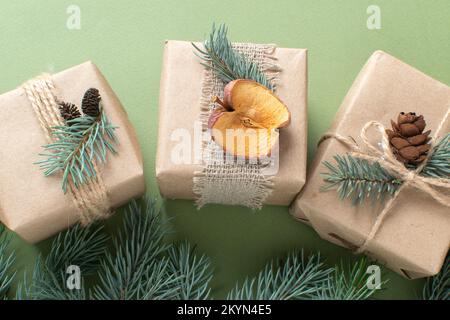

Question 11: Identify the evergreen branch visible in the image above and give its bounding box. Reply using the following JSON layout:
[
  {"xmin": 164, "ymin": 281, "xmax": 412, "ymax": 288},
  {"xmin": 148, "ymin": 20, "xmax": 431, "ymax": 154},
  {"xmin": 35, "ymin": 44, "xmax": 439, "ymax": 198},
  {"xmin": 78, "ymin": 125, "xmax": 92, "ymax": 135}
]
[
  {"xmin": 321, "ymin": 155, "xmax": 403, "ymax": 205},
  {"xmin": 422, "ymin": 253, "xmax": 449, "ymax": 300},
  {"xmin": 135, "ymin": 259, "xmax": 181, "ymax": 300},
  {"xmin": 193, "ymin": 24, "xmax": 273, "ymax": 89},
  {"xmin": 18, "ymin": 224, "xmax": 108, "ymax": 300},
  {"xmin": 421, "ymin": 134, "xmax": 450, "ymax": 179},
  {"xmin": 167, "ymin": 242, "xmax": 213, "ymax": 300},
  {"xmin": 92, "ymin": 198, "xmax": 173, "ymax": 300},
  {"xmin": 45, "ymin": 224, "xmax": 109, "ymax": 276},
  {"xmin": 227, "ymin": 251, "xmax": 332, "ymax": 300},
  {"xmin": 0, "ymin": 225, "xmax": 15, "ymax": 299},
  {"xmin": 36, "ymin": 108, "xmax": 118, "ymax": 193},
  {"xmin": 312, "ymin": 258, "xmax": 385, "ymax": 300},
  {"xmin": 19, "ymin": 258, "xmax": 87, "ymax": 300}
]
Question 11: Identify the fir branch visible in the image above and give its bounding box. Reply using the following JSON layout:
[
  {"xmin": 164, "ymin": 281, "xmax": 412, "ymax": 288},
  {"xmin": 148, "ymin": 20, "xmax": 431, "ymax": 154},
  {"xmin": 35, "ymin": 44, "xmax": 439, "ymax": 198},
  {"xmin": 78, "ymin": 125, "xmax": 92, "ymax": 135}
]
[
  {"xmin": 0, "ymin": 225, "xmax": 15, "ymax": 299},
  {"xmin": 321, "ymin": 155, "xmax": 403, "ymax": 205},
  {"xmin": 36, "ymin": 108, "xmax": 118, "ymax": 193},
  {"xmin": 422, "ymin": 253, "xmax": 449, "ymax": 300},
  {"xmin": 45, "ymin": 224, "xmax": 109, "ymax": 276},
  {"xmin": 18, "ymin": 224, "xmax": 108, "ymax": 300},
  {"xmin": 312, "ymin": 258, "xmax": 385, "ymax": 300},
  {"xmin": 193, "ymin": 24, "xmax": 273, "ymax": 89},
  {"xmin": 167, "ymin": 242, "xmax": 213, "ymax": 300},
  {"xmin": 19, "ymin": 258, "xmax": 87, "ymax": 300},
  {"xmin": 421, "ymin": 134, "xmax": 450, "ymax": 179},
  {"xmin": 92, "ymin": 198, "xmax": 174, "ymax": 300},
  {"xmin": 227, "ymin": 251, "xmax": 332, "ymax": 300}
]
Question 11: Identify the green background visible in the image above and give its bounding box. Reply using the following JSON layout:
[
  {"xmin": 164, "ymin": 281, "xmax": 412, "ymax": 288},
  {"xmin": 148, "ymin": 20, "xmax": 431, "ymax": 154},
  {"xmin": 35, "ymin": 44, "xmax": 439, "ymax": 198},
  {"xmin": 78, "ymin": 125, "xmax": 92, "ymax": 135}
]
[{"xmin": 1, "ymin": 0, "xmax": 449, "ymax": 299}]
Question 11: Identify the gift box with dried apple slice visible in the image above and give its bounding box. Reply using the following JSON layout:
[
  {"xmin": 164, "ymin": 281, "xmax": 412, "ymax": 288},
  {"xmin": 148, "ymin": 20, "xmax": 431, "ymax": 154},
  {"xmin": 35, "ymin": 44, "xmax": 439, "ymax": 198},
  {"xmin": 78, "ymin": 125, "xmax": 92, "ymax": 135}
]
[{"xmin": 156, "ymin": 26, "xmax": 307, "ymax": 208}]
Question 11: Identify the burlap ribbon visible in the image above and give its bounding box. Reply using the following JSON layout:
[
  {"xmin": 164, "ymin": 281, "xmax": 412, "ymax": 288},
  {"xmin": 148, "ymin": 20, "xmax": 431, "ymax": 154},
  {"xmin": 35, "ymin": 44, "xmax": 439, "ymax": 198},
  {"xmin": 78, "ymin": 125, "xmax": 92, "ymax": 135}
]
[
  {"xmin": 22, "ymin": 74, "xmax": 112, "ymax": 225},
  {"xmin": 193, "ymin": 43, "xmax": 280, "ymax": 209},
  {"xmin": 319, "ymin": 108, "xmax": 450, "ymax": 254}
]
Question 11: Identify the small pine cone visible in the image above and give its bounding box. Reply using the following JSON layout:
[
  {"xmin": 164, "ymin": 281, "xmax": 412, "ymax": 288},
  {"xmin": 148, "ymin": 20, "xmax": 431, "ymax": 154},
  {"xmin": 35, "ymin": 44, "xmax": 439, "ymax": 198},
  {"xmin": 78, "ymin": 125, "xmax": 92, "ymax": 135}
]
[
  {"xmin": 386, "ymin": 112, "xmax": 431, "ymax": 165},
  {"xmin": 82, "ymin": 88, "xmax": 101, "ymax": 117},
  {"xmin": 59, "ymin": 102, "xmax": 81, "ymax": 124}
]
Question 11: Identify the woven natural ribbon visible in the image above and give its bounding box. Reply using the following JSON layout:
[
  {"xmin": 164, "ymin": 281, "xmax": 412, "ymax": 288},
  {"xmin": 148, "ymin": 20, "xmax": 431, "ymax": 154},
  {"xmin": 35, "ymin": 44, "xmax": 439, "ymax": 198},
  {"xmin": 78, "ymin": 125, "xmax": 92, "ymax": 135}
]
[
  {"xmin": 22, "ymin": 74, "xmax": 112, "ymax": 225},
  {"xmin": 193, "ymin": 43, "xmax": 281, "ymax": 209},
  {"xmin": 319, "ymin": 108, "xmax": 450, "ymax": 254}
]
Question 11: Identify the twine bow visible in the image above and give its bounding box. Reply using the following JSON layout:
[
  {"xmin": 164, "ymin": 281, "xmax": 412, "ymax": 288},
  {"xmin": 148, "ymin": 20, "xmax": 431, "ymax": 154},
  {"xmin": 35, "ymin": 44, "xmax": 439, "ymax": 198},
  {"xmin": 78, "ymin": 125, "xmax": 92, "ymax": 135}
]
[{"xmin": 320, "ymin": 108, "xmax": 450, "ymax": 254}]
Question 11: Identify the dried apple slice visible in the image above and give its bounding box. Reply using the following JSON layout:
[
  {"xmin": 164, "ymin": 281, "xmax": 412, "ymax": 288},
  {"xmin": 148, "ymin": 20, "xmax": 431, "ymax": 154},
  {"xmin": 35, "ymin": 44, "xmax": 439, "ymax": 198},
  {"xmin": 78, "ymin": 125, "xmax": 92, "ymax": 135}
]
[{"xmin": 208, "ymin": 80, "xmax": 290, "ymax": 159}]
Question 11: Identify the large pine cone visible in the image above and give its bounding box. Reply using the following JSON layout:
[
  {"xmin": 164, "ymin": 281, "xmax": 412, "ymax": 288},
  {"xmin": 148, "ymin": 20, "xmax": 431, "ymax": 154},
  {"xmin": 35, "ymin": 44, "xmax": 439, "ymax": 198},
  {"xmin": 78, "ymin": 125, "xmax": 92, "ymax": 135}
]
[
  {"xmin": 386, "ymin": 112, "xmax": 431, "ymax": 165},
  {"xmin": 59, "ymin": 102, "xmax": 81, "ymax": 124},
  {"xmin": 82, "ymin": 88, "xmax": 101, "ymax": 117}
]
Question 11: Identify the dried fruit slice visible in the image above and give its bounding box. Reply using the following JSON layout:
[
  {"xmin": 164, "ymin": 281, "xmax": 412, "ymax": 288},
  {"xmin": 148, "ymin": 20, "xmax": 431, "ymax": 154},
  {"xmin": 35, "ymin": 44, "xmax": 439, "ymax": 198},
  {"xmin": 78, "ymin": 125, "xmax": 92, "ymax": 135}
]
[{"xmin": 208, "ymin": 80, "xmax": 290, "ymax": 158}]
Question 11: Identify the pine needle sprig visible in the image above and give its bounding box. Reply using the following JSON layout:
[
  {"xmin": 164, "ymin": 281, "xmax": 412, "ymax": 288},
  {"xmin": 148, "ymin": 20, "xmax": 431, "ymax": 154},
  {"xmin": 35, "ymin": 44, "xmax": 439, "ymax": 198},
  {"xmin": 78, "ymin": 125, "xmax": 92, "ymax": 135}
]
[
  {"xmin": 422, "ymin": 253, "xmax": 449, "ymax": 300},
  {"xmin": 36, "ymin": 107, "xmax": 118, "ymax": 193},
  {"xmin": 17, "ymin": 224, "xmax": 108, "ymax": 300},
  {"xmin": 19, "ymin": 258, "xmax": 88, "ymax": 300},
  {"xmin": 312, "ymin": 258, "xmax": 386, "ymax": 300},
  {"xmin": 321, "ymin": 155, "xmax": 403, "ymax": 205},
  {"xmin": 0, "ymin": 225, "xmax": 15, "ymax": 300},
  {"xmin": 193, "ymin": 24, "xmax": 274, "ymax": 89},
  {"xmin": 45, "ymin": 224, "xmax": 110, "ymax": 276},
  {"xmin": 227, "ymin": 251, "xmax": 332, "ymax": 300},
  {"xmin": 92, "ymin": 198, "xmax": 176, "ymax": 300},
  {"xmin": 167, "ymin": 242, "xmax": 213, "ymax": 300},
  {"xmin": 421, "ymin": 134, "xmax": 450, "ymax": 179}
]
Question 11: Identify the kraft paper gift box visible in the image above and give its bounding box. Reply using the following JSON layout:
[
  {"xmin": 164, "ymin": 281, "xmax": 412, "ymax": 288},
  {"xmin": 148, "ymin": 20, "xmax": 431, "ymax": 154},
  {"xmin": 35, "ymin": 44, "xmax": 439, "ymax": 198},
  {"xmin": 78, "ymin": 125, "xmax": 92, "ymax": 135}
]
[
  {"xmin": 290, "ymin": 51, "xmax": 450, "ymax": 279},
  {"xmin": 0, "ymin": 62, "xmax": 146, "ymax": 243},
  {"xmin": 156, "ymin": 40, "xmax": 308, "ymax": 206}
]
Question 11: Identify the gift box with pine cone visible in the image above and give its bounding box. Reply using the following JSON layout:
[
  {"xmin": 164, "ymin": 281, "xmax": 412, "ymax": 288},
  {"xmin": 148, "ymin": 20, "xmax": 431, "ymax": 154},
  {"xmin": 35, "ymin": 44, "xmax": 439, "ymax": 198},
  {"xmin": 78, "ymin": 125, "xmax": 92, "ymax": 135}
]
[
  {"xmin": 0, "ymin": 62, "xmax": 146, "ymax": 243},
  {"xmin": 156, "ymin": 26, "xmax": 308, "ymax": 208},
  {"xmin": 290, "ymin": 51, "xmax": 450, "ymax": 279}
]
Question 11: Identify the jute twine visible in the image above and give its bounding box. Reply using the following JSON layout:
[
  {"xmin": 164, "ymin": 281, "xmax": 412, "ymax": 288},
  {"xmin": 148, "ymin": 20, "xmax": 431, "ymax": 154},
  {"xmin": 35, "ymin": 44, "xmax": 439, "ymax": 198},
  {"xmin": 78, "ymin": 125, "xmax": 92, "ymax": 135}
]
[
  {"xmin": 319, "ymin": 108, "xmax": 450, "ymax": 254},
  {"xmin": 22, "ymin": 74, "xmax": 112, "ymax": 225},
  {"xmin": 193, "ymin": 43, "xmax": 281, "ymax": 209}
]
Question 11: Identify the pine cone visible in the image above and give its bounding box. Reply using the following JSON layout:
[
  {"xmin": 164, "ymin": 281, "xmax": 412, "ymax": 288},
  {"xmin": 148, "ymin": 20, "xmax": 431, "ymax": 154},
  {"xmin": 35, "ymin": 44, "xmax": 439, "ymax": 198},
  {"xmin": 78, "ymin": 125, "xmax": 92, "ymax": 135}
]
[
  {"xmin": 81, "ymin": 88, "xmax": 101, "ymax": 117},
  {"xmin": 58, "ymin": 101, "xmax": 81, "ymax": 124},
  {"xmin": 386, "ymin": 112, "xmax": 431, "ymax": 165}
]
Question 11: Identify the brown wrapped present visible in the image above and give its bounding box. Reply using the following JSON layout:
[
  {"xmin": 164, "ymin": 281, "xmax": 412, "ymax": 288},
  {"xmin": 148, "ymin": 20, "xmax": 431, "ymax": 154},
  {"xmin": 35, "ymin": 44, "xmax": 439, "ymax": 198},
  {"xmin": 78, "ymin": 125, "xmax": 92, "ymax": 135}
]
[
  {"xmin": 0, "ymin": 62, "xmax": 146, "ymax": 243},
  {"xmin": 156, "ymin": 41, "xmax": 307, "ymax": 207},
  {"xmin": 290, "ymin": 51, "xmax": 450, "ymax": 279}
]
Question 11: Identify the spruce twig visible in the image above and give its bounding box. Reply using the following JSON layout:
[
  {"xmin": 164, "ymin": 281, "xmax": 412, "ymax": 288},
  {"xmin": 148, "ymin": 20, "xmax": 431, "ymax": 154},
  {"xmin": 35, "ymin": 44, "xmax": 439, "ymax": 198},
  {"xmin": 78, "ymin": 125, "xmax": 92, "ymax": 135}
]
[
  {"xmin": 227, "ymin": 251, "xmax": 332, "ymax": 300},
  {"xmin": 227, "ymin": 253, "xmax": 384, "ymax": 301},
  {"xmin": 321, "ymin": 155, "xmax": 403, "ymax": 205},
  {"xmin": 91, "ymin": 199, "xmax": 214, "ymax": 300},
  {"xmin": 92, "ymin": 199, "xmax": 172, "ymax": 300},
  {"xmin": 193, "ymin": 24, "xmax": 274, "ymax": 89},
  {"xmin": 312, "ymin": 258, "xmax": 386, "ymax": 300},
  {"xmin": 421, "ymin": 134, "xmax": 450, "ymax": 179},
  {"xmin": 0, "ymin": 225, "xmax": 15, "ymax": 300},
  {"xmin": 17, "ymin": 224, "xmax": 108, "ymax": 300},
  {"xmin": 322, "ymin": 134, "xmax": 449, "ymax": 205},
  {"xmin": 36, "ymin": 91, "xmax": 118, "ymax": 193},
  {"xmin": 422, "ymin": 253, "xmax": 449, "ymax": 300},
  {"xmin": 167, "ymin": 242, "xmax": 213, "ymax": 300}
]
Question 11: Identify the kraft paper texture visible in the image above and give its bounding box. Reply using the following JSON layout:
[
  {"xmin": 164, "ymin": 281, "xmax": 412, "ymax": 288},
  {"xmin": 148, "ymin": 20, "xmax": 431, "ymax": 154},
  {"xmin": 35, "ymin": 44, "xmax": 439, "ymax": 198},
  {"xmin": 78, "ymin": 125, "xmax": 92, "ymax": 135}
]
[
  {"xmin": 290, "ymin": 51, "xmax": 450, "ymax": 279},
  {"xmin": 0, "ymin": 62, "xmax": 146, "ymax": 243},
  {"xmin": 156, "ymin": 41, "xmax": 308, "ymax": 206}
]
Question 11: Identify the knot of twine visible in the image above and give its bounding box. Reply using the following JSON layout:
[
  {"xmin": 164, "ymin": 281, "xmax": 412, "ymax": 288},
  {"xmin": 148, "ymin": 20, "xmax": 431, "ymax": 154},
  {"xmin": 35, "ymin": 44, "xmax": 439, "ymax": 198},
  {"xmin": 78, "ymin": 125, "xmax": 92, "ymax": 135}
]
[
  {"xmin": 22, "ymin": 74, "xmax": 112, "ymax": 225},
  {"xmin": 319, "ymin": 109, "xmax": 450, "ymax": 255}
]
